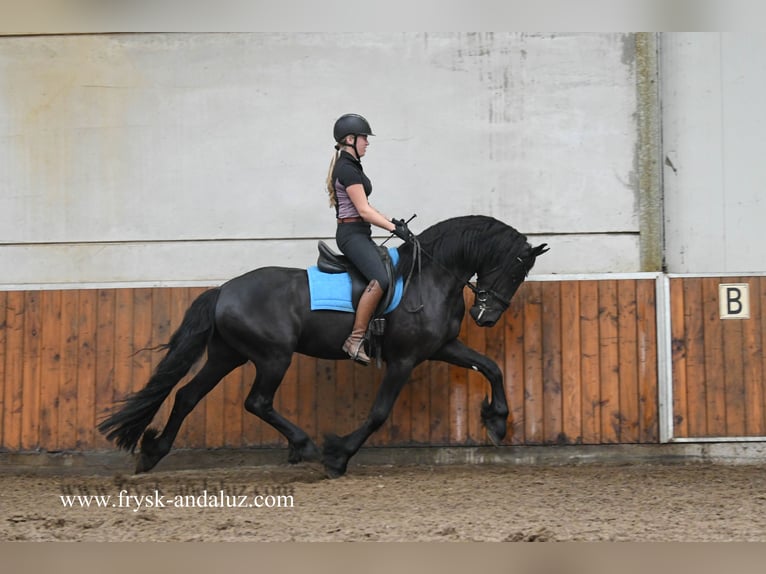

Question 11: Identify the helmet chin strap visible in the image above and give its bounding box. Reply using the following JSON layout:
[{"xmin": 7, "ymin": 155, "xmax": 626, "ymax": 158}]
[{"xmin": 336, "ymin": 135, "xmax": 360, "ymax": 160}]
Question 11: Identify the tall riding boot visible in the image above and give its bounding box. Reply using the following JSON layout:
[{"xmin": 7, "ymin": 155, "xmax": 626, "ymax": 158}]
[{"xmin": 342, "ymin": 279, "xmax": 384, "ymax": 365}]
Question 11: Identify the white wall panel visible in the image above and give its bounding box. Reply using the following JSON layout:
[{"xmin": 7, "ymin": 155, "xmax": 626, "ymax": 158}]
[{"xmin": 662, "ymin": 33, "xmax": 766, "ymax": 273}]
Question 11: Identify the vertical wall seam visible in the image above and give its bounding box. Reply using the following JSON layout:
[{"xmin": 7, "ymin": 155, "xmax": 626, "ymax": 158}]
[{"xmin": 635, "ymin": 32, "xmax": 664, "ymax": 272}]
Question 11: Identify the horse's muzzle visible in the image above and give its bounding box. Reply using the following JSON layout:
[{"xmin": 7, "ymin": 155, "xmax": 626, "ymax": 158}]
[{"xmin": 470, "ymin": 304, "xmax": 500, "ymax": 327}]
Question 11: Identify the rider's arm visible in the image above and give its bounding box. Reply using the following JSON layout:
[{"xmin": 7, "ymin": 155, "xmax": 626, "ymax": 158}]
[{"xmin": 346, "ymin": 184, "xmax": 396, "ymax": 232}]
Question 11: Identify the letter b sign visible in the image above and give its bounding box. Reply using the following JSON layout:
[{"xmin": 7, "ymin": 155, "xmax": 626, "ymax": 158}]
[{"xmin": 719, "ymin": 283, "xmax": 750, "ymax": 319}]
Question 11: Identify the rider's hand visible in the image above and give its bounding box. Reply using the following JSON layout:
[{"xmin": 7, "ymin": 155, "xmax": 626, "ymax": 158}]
[{"xmin": 391, "ymin": 218, "xmax": 415, "ymax": 243}]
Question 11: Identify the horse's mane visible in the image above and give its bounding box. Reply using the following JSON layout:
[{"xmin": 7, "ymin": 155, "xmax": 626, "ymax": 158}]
[{"xmin": 396, "ymin": 215, "xmax": 530, "ymax": 276}]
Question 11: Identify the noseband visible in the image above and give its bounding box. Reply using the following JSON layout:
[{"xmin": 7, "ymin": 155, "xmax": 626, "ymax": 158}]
[{"xmin": 471, "ymin": 284, "xmax": 510, "ymax": 321}]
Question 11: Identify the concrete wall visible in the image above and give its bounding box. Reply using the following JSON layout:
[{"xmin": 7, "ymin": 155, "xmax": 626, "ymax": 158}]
[
  {"xmin": 1, "ymin": 33, "xmax": 642, "ymax": 285},
  {"xmin": 662, "ymin": 33, "xmax": 766, "ymax": 274}
]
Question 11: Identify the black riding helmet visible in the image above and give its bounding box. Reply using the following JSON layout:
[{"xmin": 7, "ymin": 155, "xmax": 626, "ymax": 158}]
[{"xmin": 333, "ymin": 113, "xmax": 374, "ymax": 143}]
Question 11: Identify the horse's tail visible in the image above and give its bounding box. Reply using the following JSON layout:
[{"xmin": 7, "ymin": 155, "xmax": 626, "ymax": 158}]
[{"xmin": 98, "ymin": 287, "xmax": 221, "ymax": 452}]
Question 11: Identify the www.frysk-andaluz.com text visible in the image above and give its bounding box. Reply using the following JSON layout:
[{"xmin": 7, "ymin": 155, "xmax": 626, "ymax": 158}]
[{"xmin": 59, "ymin": 481, "xmax": 295, "ymax": 511}]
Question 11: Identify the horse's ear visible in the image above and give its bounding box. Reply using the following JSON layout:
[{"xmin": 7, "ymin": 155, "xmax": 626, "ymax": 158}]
[{"xmin": 533, "ymin": 243, "xmax": 549, "ymax": 257}]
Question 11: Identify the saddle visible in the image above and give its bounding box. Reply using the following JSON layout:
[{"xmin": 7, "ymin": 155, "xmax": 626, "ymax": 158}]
[{"xmin": 316, "ymin": 241, "xmax": 397, "ymax": 317}]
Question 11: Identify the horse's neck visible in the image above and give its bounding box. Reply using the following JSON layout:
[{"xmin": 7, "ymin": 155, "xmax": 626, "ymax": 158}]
[
  {"xmin": 422, "ymin": 243, "xmax": 479, "ymax": 290},
  {"xmin": 437, "ymin": 237, "xmax": 485, "ymax": 280}
]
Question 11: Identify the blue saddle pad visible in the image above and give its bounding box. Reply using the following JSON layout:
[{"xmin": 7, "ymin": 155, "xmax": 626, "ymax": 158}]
[{"xmin": 307, "ymin": 247, "xmax": 403, "ymax": 314}]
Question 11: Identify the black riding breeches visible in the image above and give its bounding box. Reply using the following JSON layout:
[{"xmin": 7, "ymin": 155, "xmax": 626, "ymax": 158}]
[{"xmin": 335, "ymin": 222, "xmax": 390, "ymax": 292}]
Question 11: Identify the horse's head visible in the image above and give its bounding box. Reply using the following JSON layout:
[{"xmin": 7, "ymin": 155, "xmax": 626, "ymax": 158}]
[{"xmin": 469, "ymin": 242, "xmax": 549, "ymax": 327}]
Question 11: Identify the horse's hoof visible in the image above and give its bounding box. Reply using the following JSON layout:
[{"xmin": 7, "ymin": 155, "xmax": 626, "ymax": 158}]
[
  {"xmin": 287, "ymin": 444, "xmax": 302, "ymax": 464},
  {"xmin": 487, "ymin": 427, "xmax": 504, "ymax": 446},
  {"xmin": 322, "ymin": 433, "xmax": 351, "ymax": 478},
  {"xmin": 134, "ymin": 454, "xmax": 154, "ymax": 474},
  {"xmin": 321, "ymin": 453, "xmax": 349, "ymax": 478},
  {"xmin": 480, "ymin": 397, "xmax": 508, "ymax": 446},
  {"xmin": 323, "ymin": 463, "xmax": 347, "ymax": 479},
  {"xmin": 134, "ymin": 428, "xmax": 163, "ymax": 473},
  {"xmin": 288, "ymin": 439, "xmax": 322, "ymax": 464}
]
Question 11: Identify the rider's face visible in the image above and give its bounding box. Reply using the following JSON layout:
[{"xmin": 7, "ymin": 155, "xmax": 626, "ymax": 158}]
[{"xmin": 346, "ymin": 134, "xmax": 369, "ymax": 158}]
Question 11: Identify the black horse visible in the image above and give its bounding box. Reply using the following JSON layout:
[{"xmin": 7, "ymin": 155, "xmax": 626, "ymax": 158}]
[{"xmin": 98, "ymin": 215, "xmax": 548, "ymax": 477}]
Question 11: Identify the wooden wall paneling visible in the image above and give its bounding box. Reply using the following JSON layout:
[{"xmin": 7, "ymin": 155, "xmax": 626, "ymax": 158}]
[
  {"xmin": 367, "ymin": 366, "xmax": 394, "ymax": 447},
  {"xmin": 3, "ymin": 291, "xmax": 24, "ymax": 450},
  {"xmin": 352, "ymin": 361, "xmax": 379, "ymax": 445},
  {"xmin": 58, "ymin": 290, "xmax": 80, "ymax": 450},
  {"xmin": 353, "ymin": 364, "xmax": 369, "ymax": 440},
  {"xmin": 702, "ymin": 278, "xmax": 727, "ymax": 435},
  {"xmin": 391, "ymin": 354, "xmax": 413, "ymax": 445},
  {"xmin": 742, "ymin": 277, "xmax": 764, "ymax": 435},
  {"xmin": 523, "ymin": 282, "xmax": 544, "ymax": 444},
  {"xmin": 598, "ymin": 281, "xmax": 620, "ymax": 443},
  {"xmin": 333, "ymin": 359, "xmax": 356, "ymax": 437},
  {"xmin": 504, "ymin": 284, "xmax": 526, "ymax": 444},
  {"xmin": 560, "ymin": 281, "xmax": 583, "ymax": 444},
  {"xmin": 579, "ymin": 281, "xmax": 601, "ymax": 444},
  {"xmin": 617, "ymin": 280, "xmax": 640, "ymax": 443},
  {"xmin": 683, "ymin": 278, "xmax": 707, "ymax": 437},
  {"xmin": 670, "ymin": 278, "xmax": 689, "ymax": 437},
  {"xmin": 428, "ymin": 361, "xmax": 450, "ymax": 445},
  {"xmin": 636, "ymin": 280, "xmax": 659, "ymax": 442},
  {"xmin": 761, "ymin": 278, "xmax": 766, "ymax": 434},
  {"xmin": 0, "ymin": 290, "xmax": 6, "ymax": 448},
  {"xmin": 447, "ymin": 368, "xmax": 468, "ymax": 445},
  {"xmin": 316, "ymin": 358, "xmax": 337, "ymax": 442},
  {"xmin": 131, "ymin": 289, "xmax": 154, "ymax": 381},
  {"xmin": 39, "ymin": 290, "xmax": 61, "ymax": 450},
  {"xmin": 0, "ymin": 276, "xmax": 678, "ymax": 452},
  {"xmin": 409, "ymin": 362, "xmax": 432, "ymax": 445},
  {"xmin": 94, "ymin": 289, "xmax": 116, "ymax": 449},
  {"xmin": 21, "ymin": 291, "xmax": 42, "ymax": 450},
  {"xmin": 76, "ymin": 290, "xmax": 98, "ymax": 449},
  {"xmin": 541, "ymin": 281, "xmax": 563, "ymax": 444},
  {"xmin": 722, "ymin": 277, "xmax": 746, "ymax": 436}
]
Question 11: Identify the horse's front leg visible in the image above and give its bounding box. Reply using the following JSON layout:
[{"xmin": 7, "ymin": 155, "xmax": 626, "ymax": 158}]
[
  {"xmin": 323, "ymin": 360, "xmax": 415, "ymax": 478},
  {"xmin": 431, "ymin": 339, "xmax": 509, "ymax": 445}
]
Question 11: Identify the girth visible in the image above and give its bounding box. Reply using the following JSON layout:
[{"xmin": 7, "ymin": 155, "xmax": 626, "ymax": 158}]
[{"xmin": 316, "ymin": 241, "xmax": 396, "ymax": 316}]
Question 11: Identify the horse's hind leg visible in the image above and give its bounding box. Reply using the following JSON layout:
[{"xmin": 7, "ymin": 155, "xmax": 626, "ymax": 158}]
[
  {"xmin": 244, "ymin": 356, "xmax": 321, "ymax": 464},
  {"xmin": 136, "ymin": 343, "xmax": 245, "ymax": 473}
]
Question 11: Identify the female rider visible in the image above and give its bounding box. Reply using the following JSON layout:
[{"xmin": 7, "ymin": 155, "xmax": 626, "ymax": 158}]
[{"xmin": 325, "ymin": 113, "xmax": 413, "ymax": 365}]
